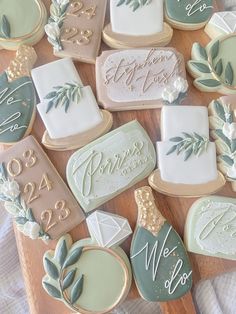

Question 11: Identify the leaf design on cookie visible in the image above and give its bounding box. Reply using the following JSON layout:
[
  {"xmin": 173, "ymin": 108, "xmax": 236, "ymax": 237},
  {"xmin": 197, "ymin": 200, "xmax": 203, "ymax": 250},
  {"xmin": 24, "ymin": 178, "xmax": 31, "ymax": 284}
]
[
  {"xmin": 0, "ymin": 15, "xmax": 11, "ymax": 38},
  {"xmin": 45, "ymin": 83, "xmax": 83, "ymax": 113},
  {"xmin": 116, "ymin": 0, "xmax": 152, "ymax": 11},
  {"xmin": 166, "ymin": 132, "xmax": 209, "ymax": 161},
  {"xmin": 225, "ymin": 62, "xmax": 234, "ymax": 86}
]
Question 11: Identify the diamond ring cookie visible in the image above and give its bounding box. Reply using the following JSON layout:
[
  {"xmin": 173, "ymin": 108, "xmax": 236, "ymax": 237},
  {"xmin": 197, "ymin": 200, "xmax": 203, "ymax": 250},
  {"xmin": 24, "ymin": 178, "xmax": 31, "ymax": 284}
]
[
  {"xmin": 187, "ymin": 34, "xmax": 236, "ymax": 95},
  {"xmin": 209, "ymin": 95, "xmax": 236, "ymax": 191},
  {"xmin": 31, "ymin": 58, "xmax": 113, "ymax": 151},
  {"xmin": 96, "ymin": 48, "xmax": 188, "ymax": 111},
  {"xmin": 205, "ymin": 11, "xmax": 236, "ymax": 39},
  {"xmin": 164, "ymin": 0, "xmax": 214, "ymax": 31},
  {"xmin": 131, "ymin": 186, "xmax": 192, "ymax": 301},
  {"xmin": 149, "ymin": 106, "xmax": 225, "ymax": 197},
  {"xmin": 0, "ymin": 45, "xmax": 37, "ymax": 145},
  {"xmin": 45, "ymin": 0, "xmax": 106, "ymax": 63},
  {"xmin": 0, "ymin": 0, "xmax": 47, "ymax": 50},
  {"xmin": 67, "ymin": 120, "xmax": 156, "ymax": 213},
  {"xmin": 185, "ymin": 196, "xmax": 236, "ymax": 261},
  {"xmin": 42, "ymin": 212, "xmax": 132, "ymax": 313},
  {"xmin": 0, "ymin": 136, "xmax": 84, "ymax": 241},
  {"xmin": 102, "ymin": 0, "xmax": 173, "ymax": 49}
]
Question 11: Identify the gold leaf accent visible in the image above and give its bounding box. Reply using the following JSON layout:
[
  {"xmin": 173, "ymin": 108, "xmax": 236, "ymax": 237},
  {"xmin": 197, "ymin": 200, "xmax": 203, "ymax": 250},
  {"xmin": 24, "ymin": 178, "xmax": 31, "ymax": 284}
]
[
  {"xmin": 6, "ymin": 45, "xmax": 37, "ymax": 81},
  {"xmin": 134, "ymin": 186, "xmax": 166, "ymax": 236}
]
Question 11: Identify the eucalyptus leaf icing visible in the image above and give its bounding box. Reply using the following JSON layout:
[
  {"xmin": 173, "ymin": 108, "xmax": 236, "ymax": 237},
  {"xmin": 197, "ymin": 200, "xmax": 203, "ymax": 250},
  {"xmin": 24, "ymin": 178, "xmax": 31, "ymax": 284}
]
[
  {"xmin": 185, "ymin": 196, "xmax": 236, "ymax": 260},
  {"xmin": 0, "ymin": 0, "xmax": 42, "ymax": 38},
  {"xmin": 116, "ymin": 0, "xmax": 152, "ymax": 11},
  {"xmin": 0, "ymin": 72, "xmax": 35, "ymax": 143},
  {"xmin": 43, "ymin": 235, "xmax": 130, "ymax": 312},
  {"xmin": 165, "ymin": 0, "xmax": 213, "ymax": 24},
  {"xmin": 67, "ymin": 120, "xmax": 156, "ymax": 212},
  {"xmin": 130, "ymin": 187, "xmax": 192, "ymax": 301}
]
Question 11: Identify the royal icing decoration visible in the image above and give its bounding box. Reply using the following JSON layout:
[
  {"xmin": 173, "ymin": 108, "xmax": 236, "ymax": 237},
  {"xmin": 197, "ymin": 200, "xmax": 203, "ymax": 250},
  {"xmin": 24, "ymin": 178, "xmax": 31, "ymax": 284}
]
[
  {"xmin": 205, "ymin": 12, "xmax": 236, "ymax": 39},
  {"xmin": 165, "ymin": 0, "xmax": 213, "ymax": 29},
  {"xmin": 96, "ymin": 48, "xmax": 187, "ymax": 111},
  {"xmin": 31, "ymin": 58, "xmax": 103, "ymax": 141},
  {"xmin": 185, "ymin": 196, "xmax": 236, "ymax": 260},
  {"xmin": 42, "ymin": 234, "xmax": 132, "ymax": 313},
  {"xmin": 0, "ymin": 46, "xmax": 37, "ymax": 145},
  {"xmin": 0, "ymin": 0, "xmax": 47, "ymax": 50},
  {"xmin": 86, "ymin": 211, "xmax": 132, "ymax": 248},
  {"xmin": 67, "ymin": 120, "xmax": 156, "ymax": 212},
  {"xmin": 131, "ymin": 187, "xmax": 192, "ymax": 301},
  {"xmin": 45, "ymin": 0, "xmax": 106, "ymax": 63},
  {"xmin": 209, "ymin": 96, "xmax": 236, "ymax": 190},
  {"xmin": 157, "ymin": 106, "xmax": 218, "ymax": 184},
  {"xmin": 188, "ymin": 35, "xmax": 236, "ymax": 95},
  {"xmin": 0, "ymin": 136, "xmax": 84, "ymax": 240}
]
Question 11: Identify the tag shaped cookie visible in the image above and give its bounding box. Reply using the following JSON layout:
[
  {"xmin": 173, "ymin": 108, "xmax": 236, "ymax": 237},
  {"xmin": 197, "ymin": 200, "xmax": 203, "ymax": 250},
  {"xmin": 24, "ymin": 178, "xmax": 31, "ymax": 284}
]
[
  {"xmin": 67, "ymin": 120, "xmax": 156, "ymax": 212},
  {"xmin": 0, "ymin": 136, "xmax": 84, "ymax": 241},
  {"xmin": 31, "ymin": 58, "xmax": 112, "ymax": 151},
  {"xmin": 103, "ymin": 0, "xmax": 173, "ymax": 49},
  {"xmin": 149, "ymin": 106, "xmax": 225, "ymax": 197},
  {"xmin": 96, "ymin": 48, "xmax": 188, "ymax": 111},
  {"xmin": 131, "ymin": 187, "xmax": 192, "ymax": 301},
  {"xmin": 205, "ymin": 12, "xmax": 236, "ymax": 39},
  {"xmin": 0, "ymin": 0, "xmax": 47, "ymax": 50},
  {"xmin": 209, "ymin": 95, "xmax": 236, "ymax": 191},
  {"xmin": 187, "ymin": 34, "xmax": 236, "ymax": 95},
  {"xmin": 185, "ymin": 196, "xmax": 236, "ymax": 261},
  {"xmin": 165, "ymin": 0, "xmax": 213, "ymax": 30},
  {"xmin": 0, "ymin": 46, "xmax": 37, "ymax": 145},
  {"xmin": 45, "ymin": 0, "xmax": 106, "ymax": 63},
  {"xmin": 42, "ymin": 232, "xmax": 132, "ymax": 313}
]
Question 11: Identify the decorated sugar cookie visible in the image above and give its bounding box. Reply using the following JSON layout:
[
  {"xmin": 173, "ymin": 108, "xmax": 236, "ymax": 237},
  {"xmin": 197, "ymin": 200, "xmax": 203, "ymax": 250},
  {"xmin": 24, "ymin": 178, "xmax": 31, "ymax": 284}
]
[
  {"xmin": 165, "ymin": 0, "xmax": 214, "ymax": 31},
  {"xmin": 149, "ymin": 106, "xmax": 225, "ymax": 197},
  {"xmin": 0, "ymin": 136, "xmax": 84, "ymax": 241},
  {"xmin": 67, "ymin": 120, "xmax": 156, "ymax": 212},
  {"xmin": 45, "ymin": 0, "xmax": 106, "ymax": 63},
  {"xmin": 0, "ymin": 46, "xmax": 37, "ymax": 145},
  {"xmin": 0, "ymin": 0, "xmax": 47, "ymax": 50},
  {"xmin": 187, "ymin": 34, "xmax": 236, "ymax": 95},
  {"xmin": 96, "ymin": 48, "xmax": 188, "ymax": 111},
  {"xmin": 42, "ymin": 212, "xmax": 132, "ymax": 313},
  {"xmin": 31, "ymin": 58, "xmax": 112, "ymax": 151},
  {"xmin": 209, "ymin": 95, "xmax": 236, "ymax": 191},
  {"xmin": 131, "ymin": 187, "xmax": 192, "ymax": 301},
  {"xmin": 103, "ymin": 0, "xmax": 173, "ymax": 49},
  {"xmin": 185, "ymin": 196, "xmax": 236, "ymax": 261},
  {"xmin": 205, "ymin": 12, "xmax": 236, "ymax": 39}
]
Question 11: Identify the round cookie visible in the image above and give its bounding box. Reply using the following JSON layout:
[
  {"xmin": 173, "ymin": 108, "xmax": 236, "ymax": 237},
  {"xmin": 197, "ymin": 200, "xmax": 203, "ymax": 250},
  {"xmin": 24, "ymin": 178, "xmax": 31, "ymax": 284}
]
[{"xmin": 165, "ymin": 0, "xmax": 214, "ymax": 30}]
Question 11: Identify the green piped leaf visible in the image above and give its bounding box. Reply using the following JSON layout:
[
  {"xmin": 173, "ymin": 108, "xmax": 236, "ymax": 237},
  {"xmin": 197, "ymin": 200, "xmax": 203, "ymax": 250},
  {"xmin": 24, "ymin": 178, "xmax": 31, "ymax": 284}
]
[
  {"xmin": 214, "ymin": 100, "xmax": 226, "ymax": 122},
  {"xmin": 62, "ymin": 269, "xmax": 77, "ymax": 291},
  {"xmin": 195, "ymin": 43, "xmax": 208, "ymax": 61},
  {"xmin": 214, "ymin": 59, "xmax": 223, "ymax": 76},
  {"xmin": 225, "ymin": 62, "xmax": 234, "ymax": 86},
  {"xmin": 0, "ymin": 15, "xmax": 11, "ymax": 39},
  {"xmin": 26, "ymin": 208, "xmax": 35, "ymax": 222},
  {"xmin": 15, "ymin": 217, "xmax": 28, "ymax": 225},
  {"xmin": 214, "ymin": 129, "xmax": 232, "ymax": 149},
  {"xmin": 55, "ymin": 240, "xmax": 68, "ymax": 267},
  {"xmin": 184, "ymin": 148, "xmax": 193, "ymax": 161},
  {"xmin": 231, "ymin": 139, "xmax": 236, "ymax": 153},
  {"xmin": 70, "ymin": 274, "xmax": 84, "ymax": 304},
  {"xmin": 197, "ymin": 79, "xmax": 221, "ymax": 87},
  {"xmin": 169, "ymin": 137, "xmax": 183, "ymax": 142},
  {"xmin": 43, "ymin": 282, "xmax": 61, "ymax": 299},
  {"xmin": 62, "ymin": 247, "xmax": 83, "ymax": 269},
  {"xmin": 211, "ymin": 40, "xmax": 219, "ymax": 60},
  {"xmin": 190, "ymin": 62, "xmax": 211, "ymax": 73},
  {"xmin": 220, "ymin": 155, "xmax": 234, "ymax": 166},
  {"xmin": 166, "ymin": 145, "xmax": 177, "ymax": 155},
  {"xmin": 44, "ymin": 258, "xmax": 59, "ymax": 280}
]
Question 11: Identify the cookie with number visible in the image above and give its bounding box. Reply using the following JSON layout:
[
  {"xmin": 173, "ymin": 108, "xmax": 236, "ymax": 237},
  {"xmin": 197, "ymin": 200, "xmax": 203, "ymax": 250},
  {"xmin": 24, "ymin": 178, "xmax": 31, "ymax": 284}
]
[
  {"xmin": 45, "ymin": 0, "xmax": 106, "ymax": 63},
  {"xmin": 165, "ymin": 0, "xmax": 214, "ymax": 30},
  {"xmin": 0, "ymin": 136, "xmax": 84, "ymax": 241},
  {"xmin": 0, "ymin": 45, "xmax": 37, "ymax": 145},
  {"xmin": 0, "ymin": 0, "xmax": 47, "ymax": 50},
  {"xmin": 131, "ymin": 186, "xmax": 192, "ymax": 301}
]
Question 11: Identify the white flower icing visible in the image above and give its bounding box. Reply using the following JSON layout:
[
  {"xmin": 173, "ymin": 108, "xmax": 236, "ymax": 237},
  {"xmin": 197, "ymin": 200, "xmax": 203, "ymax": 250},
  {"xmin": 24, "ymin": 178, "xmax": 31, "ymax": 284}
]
[{"xmin": 22, "ymin": 221, "xmax": 41, "ymax": 239}]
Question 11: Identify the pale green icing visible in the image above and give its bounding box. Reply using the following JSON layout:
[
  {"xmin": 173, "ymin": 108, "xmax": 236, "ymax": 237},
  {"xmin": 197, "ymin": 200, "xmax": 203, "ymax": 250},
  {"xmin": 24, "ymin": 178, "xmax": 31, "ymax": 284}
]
[{"xmin": 0, "ymin": 0, "xmax": 41, "ymax": 38}]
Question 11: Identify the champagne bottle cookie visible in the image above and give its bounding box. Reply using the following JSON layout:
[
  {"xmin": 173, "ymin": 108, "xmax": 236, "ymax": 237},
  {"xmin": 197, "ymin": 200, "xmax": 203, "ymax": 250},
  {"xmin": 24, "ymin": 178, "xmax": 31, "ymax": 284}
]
[{"xmin": 131, "ymin": 186, "xmax": 192, "ymax": 301}]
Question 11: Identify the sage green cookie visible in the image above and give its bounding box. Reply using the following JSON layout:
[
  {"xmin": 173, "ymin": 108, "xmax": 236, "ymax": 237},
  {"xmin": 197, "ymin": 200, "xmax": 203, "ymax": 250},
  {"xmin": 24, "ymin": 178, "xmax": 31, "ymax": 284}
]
[{"xmin": 0, "ymin": 72, "xmax": 36, "ymax": 144}]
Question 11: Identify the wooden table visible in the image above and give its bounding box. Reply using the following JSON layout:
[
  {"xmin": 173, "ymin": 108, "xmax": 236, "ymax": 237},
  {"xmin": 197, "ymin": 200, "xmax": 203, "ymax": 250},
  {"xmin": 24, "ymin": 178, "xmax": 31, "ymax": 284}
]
[{"xmin": 1, "ymin": 1, "xmax": 235, "ymax": 313}]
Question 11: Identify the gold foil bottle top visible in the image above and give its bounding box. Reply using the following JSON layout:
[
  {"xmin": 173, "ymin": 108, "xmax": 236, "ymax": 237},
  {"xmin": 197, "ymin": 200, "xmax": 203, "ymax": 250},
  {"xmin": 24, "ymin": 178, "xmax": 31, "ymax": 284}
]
[
  {"xmin": 6, "ymin": 45, "xmax": 37, "ymax": 81},
  {"xmin": 134, "ymin": 186, "xmax": 166, "ymax": 237}
]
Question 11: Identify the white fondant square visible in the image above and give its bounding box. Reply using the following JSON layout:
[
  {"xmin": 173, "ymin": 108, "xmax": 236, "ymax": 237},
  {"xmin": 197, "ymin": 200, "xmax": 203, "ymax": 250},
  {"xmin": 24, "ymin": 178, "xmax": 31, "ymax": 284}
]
[
  {"xmin": 110, "ymin": 0, "xmax": 163, "ymax": 36},
  {"xmin": 37, "ymin": 86, "xmax": 103, "ymax": 139},
  {"xmin": 157, "ymin": 141, "xmax": 218, "ymax": 184},
  {"xmin": 161, "ymin": 106, "xmax": 210, "ymax": 141}
]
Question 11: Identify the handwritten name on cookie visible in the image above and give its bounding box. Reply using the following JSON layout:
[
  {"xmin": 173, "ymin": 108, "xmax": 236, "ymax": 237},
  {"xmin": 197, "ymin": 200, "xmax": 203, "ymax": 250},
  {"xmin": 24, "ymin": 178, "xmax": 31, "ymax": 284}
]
[{"xmin": 177, "ymin": 0, "xmax": 213, "ymax": 17}]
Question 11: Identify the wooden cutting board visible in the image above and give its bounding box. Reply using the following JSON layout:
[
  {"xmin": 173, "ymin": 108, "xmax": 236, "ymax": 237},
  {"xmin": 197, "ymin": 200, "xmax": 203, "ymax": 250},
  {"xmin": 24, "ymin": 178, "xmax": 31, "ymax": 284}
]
[{"xmin": 1, "ymin": 1, "xmax": 235, "ymax": 313}]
